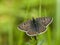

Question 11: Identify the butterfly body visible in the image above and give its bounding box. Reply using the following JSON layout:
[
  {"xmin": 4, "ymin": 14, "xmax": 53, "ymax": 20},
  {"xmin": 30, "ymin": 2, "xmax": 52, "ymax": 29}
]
[
  {"xmin": 31, "ymin": 18, "xmax": 42, "ymax": 33},
  {"xmin": 18, "ymin": 17, "xmax": 53, "ymax": 36}
]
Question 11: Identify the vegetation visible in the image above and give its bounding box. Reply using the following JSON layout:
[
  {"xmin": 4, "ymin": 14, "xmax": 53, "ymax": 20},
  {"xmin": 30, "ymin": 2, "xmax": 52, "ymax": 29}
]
[{"xmin": 0, "ymin": 0, "xmax": 60, "ymax": 45}]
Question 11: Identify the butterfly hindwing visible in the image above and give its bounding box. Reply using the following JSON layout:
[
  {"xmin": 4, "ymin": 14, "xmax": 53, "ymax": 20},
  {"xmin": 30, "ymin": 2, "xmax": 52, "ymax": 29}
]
[
  {"xmin": 37, "ymin": 25, "xmax": 46, "ymax": 34},
  {"xmin": 26, "ymin": 29, "xmax": 38, "ymax": 36}
]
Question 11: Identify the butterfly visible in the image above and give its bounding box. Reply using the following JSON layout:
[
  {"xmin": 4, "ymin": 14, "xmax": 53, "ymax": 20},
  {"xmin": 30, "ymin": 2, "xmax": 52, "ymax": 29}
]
[{"xmin": 17, "ymin": 17, "xmax": 53, "ymax": 36}]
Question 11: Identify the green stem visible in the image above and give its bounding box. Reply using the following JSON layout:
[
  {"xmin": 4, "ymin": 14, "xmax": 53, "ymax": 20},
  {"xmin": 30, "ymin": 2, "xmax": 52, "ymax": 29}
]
[{"xmin": 30, "ymin": 36, "xmax": 37, "ymax": 45}]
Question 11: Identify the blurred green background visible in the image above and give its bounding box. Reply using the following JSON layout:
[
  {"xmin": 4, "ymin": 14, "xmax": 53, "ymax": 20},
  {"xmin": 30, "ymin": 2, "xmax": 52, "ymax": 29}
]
[{"xmin": 0, "ymin": 0, "xmax": 60, "ymax": 45}]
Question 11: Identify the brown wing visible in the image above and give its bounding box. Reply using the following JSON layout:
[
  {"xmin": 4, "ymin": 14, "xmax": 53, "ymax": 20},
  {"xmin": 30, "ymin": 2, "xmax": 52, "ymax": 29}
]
[
  {"xmin": 18, "ymin": 20, "xmax": 31, "ymax": 32},
  {"xmin": 18, "ymin": 20, "xmax": 38, "ymax": 36},
  {"xmin": 36, "ymin": 17, "xmax": 53, "ymax": 26},
  {"xmin": 35, "ymin": 17, "xmax": 53, "ymax": 34}
]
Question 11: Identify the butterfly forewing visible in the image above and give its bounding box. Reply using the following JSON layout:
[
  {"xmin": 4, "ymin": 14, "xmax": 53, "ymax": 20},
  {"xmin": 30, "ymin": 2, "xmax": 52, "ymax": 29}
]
[
  {"xmin": 18, "ymin": 20, "xmax": 31, "ymax": 32},
  {"xmin": 36, "ymin": 17, "xmax": 53, "ymax": 26}
]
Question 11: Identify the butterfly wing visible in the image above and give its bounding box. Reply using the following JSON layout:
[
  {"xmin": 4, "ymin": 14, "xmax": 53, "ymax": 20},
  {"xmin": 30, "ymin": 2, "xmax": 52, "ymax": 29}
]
[
  {"xmin": 26, "ymin": 30, "xmax": 38, "ymax": 36},
  {"xmin": 36, "ymin": 17, "xmax": 53, "ymax": 26},
  {"xmin": 35, "ymin": 17, "xmax": 53, "ymax": 34},
  {"xmin": 18, "ymin": 20, "xmax": 31, "ymax": 32},
  {"xmin": 37, "ymin": 25, "xmax": 46, "ymax": 34},
  {"xmin": 18, "ymin": 20, "xmax": 38, "ymax": 36},
  {"xmin": 26, "ymin": 25, "xmax": 46, "ymax": 36},
  {"xmin": 18, "ymin": 17, "xmax": 53, "ymax": 36}
]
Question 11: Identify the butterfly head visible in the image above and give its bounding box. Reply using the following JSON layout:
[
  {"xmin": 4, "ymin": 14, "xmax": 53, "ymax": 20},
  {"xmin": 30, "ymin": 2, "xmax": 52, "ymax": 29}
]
[{"xmin": 32, "ymin": 18, "xmax": 36, "ymax": 23}]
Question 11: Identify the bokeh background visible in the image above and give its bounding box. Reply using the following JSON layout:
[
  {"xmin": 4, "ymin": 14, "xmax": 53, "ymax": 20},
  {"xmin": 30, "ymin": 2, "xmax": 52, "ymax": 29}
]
[{"xmin": 0, "ymin": 0, "xmax": 60, "ymax": 45}]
